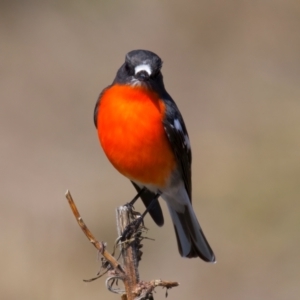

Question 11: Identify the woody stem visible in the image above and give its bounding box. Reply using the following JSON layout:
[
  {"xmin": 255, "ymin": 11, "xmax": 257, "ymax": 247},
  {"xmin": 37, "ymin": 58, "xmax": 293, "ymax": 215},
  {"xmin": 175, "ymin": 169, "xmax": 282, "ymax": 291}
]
[{"xmin": 116, "ymin": 205, "xmax": 140, "ymax": 300}]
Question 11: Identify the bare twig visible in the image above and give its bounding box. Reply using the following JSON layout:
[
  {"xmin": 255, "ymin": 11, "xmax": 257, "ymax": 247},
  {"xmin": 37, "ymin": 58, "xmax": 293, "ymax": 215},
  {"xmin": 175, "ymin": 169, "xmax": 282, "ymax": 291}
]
[
  {"xmin": 134, "ymin": 280, "xmax": 179, "ymax": 299},
  {"xmin": 65, "ymin": 190, "xmax": 125, "ymax": 275},
  {"xmin": 65, "ymin": 190, "xmax": 179, "ymax": 299}
]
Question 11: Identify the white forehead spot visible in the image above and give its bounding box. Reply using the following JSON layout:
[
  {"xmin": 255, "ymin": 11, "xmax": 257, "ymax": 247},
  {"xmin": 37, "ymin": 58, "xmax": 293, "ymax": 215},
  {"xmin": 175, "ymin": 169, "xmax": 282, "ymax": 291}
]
[{"xmin": 135, "ymin": 64, "xmax": 152, "ymax": 76}]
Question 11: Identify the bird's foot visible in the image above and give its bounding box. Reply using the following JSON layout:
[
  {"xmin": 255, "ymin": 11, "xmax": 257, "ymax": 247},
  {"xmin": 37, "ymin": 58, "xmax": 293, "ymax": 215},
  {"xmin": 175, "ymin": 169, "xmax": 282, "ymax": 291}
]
[{"xmin": 120, "ymin": 217, "xmax": 144, "ymax": 242}]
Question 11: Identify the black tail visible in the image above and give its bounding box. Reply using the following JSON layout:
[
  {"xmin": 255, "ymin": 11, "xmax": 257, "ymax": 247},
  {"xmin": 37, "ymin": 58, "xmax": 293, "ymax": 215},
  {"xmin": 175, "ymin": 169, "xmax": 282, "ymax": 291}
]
[{"xmin": 168, "ymin": 203, "xmax": 215, "ymax": 262}]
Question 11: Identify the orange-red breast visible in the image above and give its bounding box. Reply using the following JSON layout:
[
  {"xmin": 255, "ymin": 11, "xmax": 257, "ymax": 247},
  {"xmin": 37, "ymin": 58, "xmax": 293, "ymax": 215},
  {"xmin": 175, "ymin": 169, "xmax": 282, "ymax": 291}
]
[{"xmin": 94, "ymin": 50, "xmax": 215, "ymax": 262}]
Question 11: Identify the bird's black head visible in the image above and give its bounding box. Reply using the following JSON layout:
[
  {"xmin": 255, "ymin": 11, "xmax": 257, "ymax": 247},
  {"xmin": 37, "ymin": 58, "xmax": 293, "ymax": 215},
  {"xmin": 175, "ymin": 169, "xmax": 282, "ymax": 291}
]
[{"xmin": 113, "ymin": 50, "xmax": 164, "ymax": 88}]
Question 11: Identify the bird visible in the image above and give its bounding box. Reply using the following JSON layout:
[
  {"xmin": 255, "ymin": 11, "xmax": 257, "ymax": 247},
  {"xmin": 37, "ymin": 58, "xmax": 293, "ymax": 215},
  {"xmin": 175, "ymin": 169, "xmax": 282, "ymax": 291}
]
[{"xmin": 94, "ymin": 50, "xmax": 215, "ymax": 262}]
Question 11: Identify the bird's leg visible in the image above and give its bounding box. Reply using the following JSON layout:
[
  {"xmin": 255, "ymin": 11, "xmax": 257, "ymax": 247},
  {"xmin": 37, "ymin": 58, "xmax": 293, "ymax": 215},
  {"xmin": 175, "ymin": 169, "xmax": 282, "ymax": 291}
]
[
  {"xmin": 123, "ymin": 188, "xmax": 146, "ymax": 223},
  {"xmin": 138, "ymin": 192, "xmax": 161, "ymax": 219},
  {"xmin": 121, "ymin": 192, "xmax": 161, "ymax": 242},
  {"xmin": 126, "ymin": 187, "xmax": 146, "ymax": 208}
]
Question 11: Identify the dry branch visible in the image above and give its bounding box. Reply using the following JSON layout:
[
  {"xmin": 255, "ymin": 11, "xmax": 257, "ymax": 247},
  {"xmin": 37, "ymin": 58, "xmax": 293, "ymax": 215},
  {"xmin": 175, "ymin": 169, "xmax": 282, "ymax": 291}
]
[
  {"xmin": 65, "ymin": 190, "xmax": 179, "ymax": 299},
  {"xmin": 65, "ymin": 190, "xmax": 124, "ymax": 274}
]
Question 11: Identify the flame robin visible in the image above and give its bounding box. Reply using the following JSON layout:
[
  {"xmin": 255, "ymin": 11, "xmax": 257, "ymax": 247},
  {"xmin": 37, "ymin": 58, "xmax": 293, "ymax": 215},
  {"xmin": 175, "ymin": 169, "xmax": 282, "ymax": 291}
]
[{"xmin": 94, "ymin": 50, "xmax": 215, "ymax": 262}]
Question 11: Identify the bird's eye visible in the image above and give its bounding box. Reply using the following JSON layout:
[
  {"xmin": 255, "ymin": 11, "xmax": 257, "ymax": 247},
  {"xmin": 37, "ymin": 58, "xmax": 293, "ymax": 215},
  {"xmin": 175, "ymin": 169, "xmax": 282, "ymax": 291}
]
[
  {"xmin": 125, "ymin": 63, "xmax": 134, "ymax": 75},
  {"xmin": 151, "ymin": 69, "xmax": 160, "ymax": 78}
]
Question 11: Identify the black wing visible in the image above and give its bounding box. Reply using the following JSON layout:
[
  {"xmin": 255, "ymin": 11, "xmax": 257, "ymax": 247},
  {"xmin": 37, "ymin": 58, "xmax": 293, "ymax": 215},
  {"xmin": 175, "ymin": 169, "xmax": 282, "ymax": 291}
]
[{"xmin": 162, "ymin": 97, "xmax": 192, "ymax": 200}]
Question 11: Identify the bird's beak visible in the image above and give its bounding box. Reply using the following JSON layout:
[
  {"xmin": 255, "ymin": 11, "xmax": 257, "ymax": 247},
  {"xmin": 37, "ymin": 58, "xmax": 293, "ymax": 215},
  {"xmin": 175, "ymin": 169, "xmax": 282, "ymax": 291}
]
[{"xmin": 135, "ymin": 70, "xmax": 150, "ymax": 81}]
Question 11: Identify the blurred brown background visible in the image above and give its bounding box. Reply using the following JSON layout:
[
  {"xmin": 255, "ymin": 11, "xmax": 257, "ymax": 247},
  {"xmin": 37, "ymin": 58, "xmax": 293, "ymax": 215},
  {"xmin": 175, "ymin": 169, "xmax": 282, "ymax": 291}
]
[{"xmin": 1, "ymin": 0, "xmax": 300, "ymax": 299}]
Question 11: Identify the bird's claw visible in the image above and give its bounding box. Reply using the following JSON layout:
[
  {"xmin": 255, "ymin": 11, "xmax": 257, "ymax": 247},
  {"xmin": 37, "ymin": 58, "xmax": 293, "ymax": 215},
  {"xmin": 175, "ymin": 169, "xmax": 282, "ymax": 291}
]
[{"xmin": 120, "ymin": 217, "xmax": 144, "ymax": 242}]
